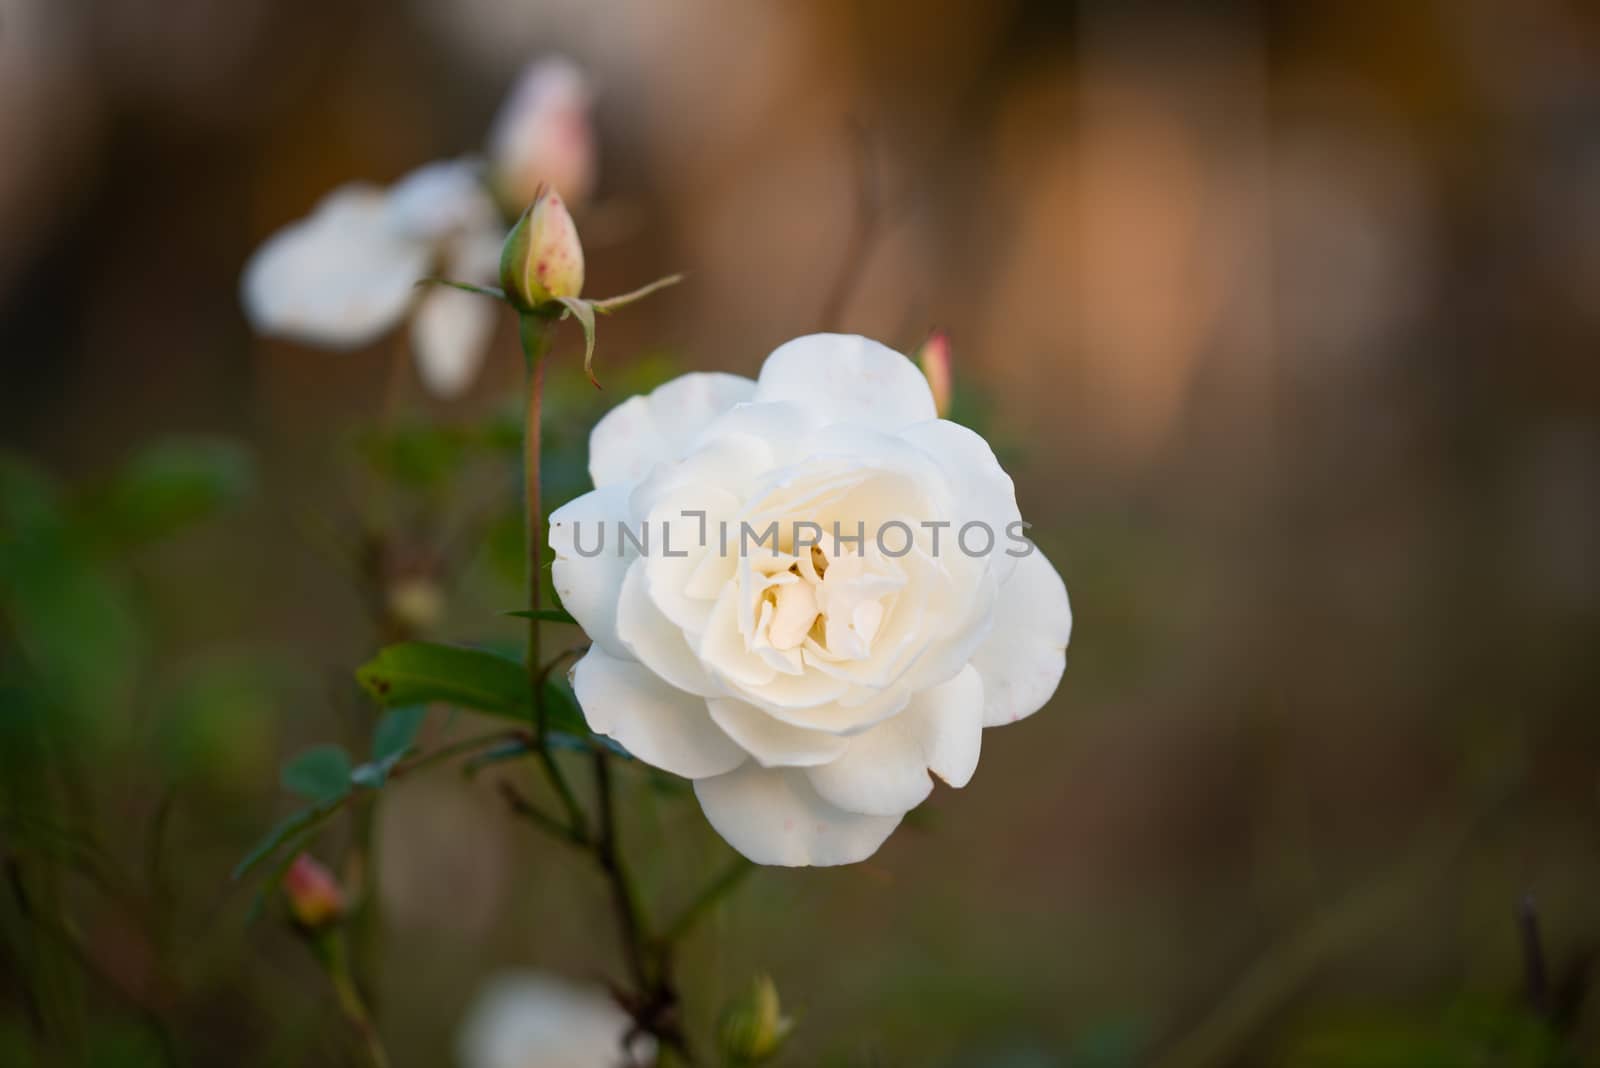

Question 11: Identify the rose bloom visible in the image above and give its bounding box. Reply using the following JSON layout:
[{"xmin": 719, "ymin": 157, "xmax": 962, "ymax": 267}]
[
  {"xmin": 551, "ymin": 334, "xmax": 1072, "ymax": 866},
  {"xmin": 241, "ymin": 159, "xmax": 505, "ymax": 398}
]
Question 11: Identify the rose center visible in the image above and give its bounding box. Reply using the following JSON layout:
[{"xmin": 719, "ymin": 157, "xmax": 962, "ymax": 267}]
[{"xmin": 749, "ymin": 543, "xmax": 898, "ymax": 663}]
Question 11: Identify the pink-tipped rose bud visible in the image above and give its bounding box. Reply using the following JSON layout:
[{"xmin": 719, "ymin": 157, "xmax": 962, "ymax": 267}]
[
  {"xmin": 917, "ymin": 330, "xmax": 953, "ymax": 418},
  {"xmin": 499, "ymin": 184, "xmax": 585, "ymax": 310},
  {"xmin": 488, "ymin": 57, "xmax": 597, "ymax": 213},
  {"xmin": 283, "ymin": 853, "xmax": 345, "ymax": 929}
]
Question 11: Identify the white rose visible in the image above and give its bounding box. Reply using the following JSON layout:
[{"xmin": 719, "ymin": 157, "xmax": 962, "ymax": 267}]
[
  {"xmin": 241, "ymin": 159, "xmax": 504, "ymax": 398},
  {"xmin": 551, "ymin": 335, "xmax": 1072, "ymax": 867},
  {"xmin": 457, "ymin": 971, "xmax": 653, "ymax": 1068}
]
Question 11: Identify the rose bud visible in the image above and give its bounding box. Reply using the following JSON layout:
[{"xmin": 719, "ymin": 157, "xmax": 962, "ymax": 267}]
[
  {"xmin": 282, "ymin": 853, "xmax": 345, "ymax": 930},
  {"xmin": 499, "ymin": 185, "xmax": 585, "ymax": 310},
  {"xmin": 916, "ymin": 329, "xmax": 953, "ymax": 418},
  {"xmin": 487, "ymin": 57, "xmax": 597, "ymax": 214},
  {"xmin": 717, "ymin": 974, "xmax": 793, "ymax": 1065}
]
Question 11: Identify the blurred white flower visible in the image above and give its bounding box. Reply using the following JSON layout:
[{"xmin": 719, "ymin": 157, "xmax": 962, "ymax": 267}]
[
  {"xmin": 488, "ymin": 57, "xmax": 597, "ymax": 212},
  {"xmin": 457, "ymin": 972, "xmax": 653, "ymax": 1068},
  {"xmin": 550, "ymin": 334, "xmax": 1073, "ymax": 867},
  {"xmin": 241, "ymin": 159, "xmax": 504, "ymax": 398},
  {"xmin": 241, "ymin": 56, "xmax": 598, "ymax": 398}
]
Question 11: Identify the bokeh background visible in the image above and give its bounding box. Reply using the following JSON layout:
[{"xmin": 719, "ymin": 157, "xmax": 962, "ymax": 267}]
[{"xmin": 3, "ymin": 0, "xmax": 1599, "ymax": 1065}]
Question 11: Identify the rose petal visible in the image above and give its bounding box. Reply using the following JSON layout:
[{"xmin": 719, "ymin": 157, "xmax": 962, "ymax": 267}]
[
  {"xmin": 804, "ymin": 665, "xmax": 984, "ymax": 816},
  {"xmin": 570, "ymin": 648, "xmax": 744, "ymax": 779},
  {"xmin": 614, "ymin": 559, "xmax": 721, "ymax": 697},
  {"xmin": 753, "ymin": 334, "xmax": 936, "ymax": 433},
  {"xmin": 708, "ymin": 699, "xmax": 850, "ymax": 768},
  {"xmin": 589, "ymin": 373, "xmax": 756, "ymax": 488},
  {"xmin": 970, "ymin": 546, "xmax": 1072, "ymax": 727},
  {"xmin": 693, "ymin": 763, "xmax": 902, "ymax": 866},
  {"xmin": 691, "ymin": 400, "xmax": 825, "ymax": 465},
  {"xmin": 241, "ymin": 184, "xmax": 426, "ymax": 348},
  {"xmin": 549, "ymin": 486, "xmax": 635, "ymax": 659},
  {"xmin": 896, "ymin": 419, "xmax": 1025, "ymax": 583},
  {"xmin": 385, "ymin": 159, "xmax": 500, "ymax": 241},
  {"xmin": 410, "ymin": 285, "xmax": 497, "ymax": 398}
]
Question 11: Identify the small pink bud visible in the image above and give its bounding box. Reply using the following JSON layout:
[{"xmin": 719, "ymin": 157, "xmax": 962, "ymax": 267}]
[
  {"xmin": 488, "ymin": 57, "xmax": 597, "ymax": 212},
  {"xmin": 283, "ymin": 853, "xmax": 345, "ymax": 929},
  {"xmin": 917, "ymin": 330, "xmax": 953, "ymax": 418},
  {"xmin": 499, "ymin": 184, "xmax": 586, "ymax": 310}
]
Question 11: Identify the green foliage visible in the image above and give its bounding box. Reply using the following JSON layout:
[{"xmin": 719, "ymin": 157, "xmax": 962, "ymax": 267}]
[
  {"xmin": 279, "ymin": 744, "xmax": 353, "ymax": 804},
  {"xmin": 0, "ymin": 454, "xmax": 140, "ymax": 726},
  {"xmin": 0, "ymin": 441, "xmax": 255, "ymax": 732},
  {"xmin": 353, "ymin": 705, "xmax": 428, "ymax": 787},
  {"xmin": 231, "ymin": 800, "xmax": 342, "ymax": 881},
  {"xmin": 371, "ymin": 705, "xmax": 426, "ymax": 765},
  {"xmin": 156, "ymin": 651, "xmax": 296, "ymax": 788},
  {"xmin": 87, "ymin": 435, "xmax": 254, "ymax": 547},
  {"xmin": 356, "ymin": 641, "xmax": 531, "ymax": 721},
  {"xmin": 357, "ymin": 422, "xmax": 477, "ymax": 491},
  {"xmin": 355, "ymin": 640, "xmax": 590, "ymax": 744},
  {"xmin": 539, "ymin": 673, "xmax": 591, "ymax": 737},
  {"xmin": 1274, "ymin": 1000, "xmax": 1576, "ymax": 1068},
  {"xmin": 504, "ymin": 607, "xmax": 577, "ymax": 624}
]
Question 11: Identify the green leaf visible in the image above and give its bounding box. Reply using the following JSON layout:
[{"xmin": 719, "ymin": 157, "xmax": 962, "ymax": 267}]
[
  {"xmin": 279, "ymin": 745, "xmax": 352, "ymax": 803},
  {"xmin": 541, "ymin": 674, "xmax": 589, "ymax": 736},
  {"xmin": 349, "ymin": 705, "xmax": 429, "ymax": 789},
  {"xmin": 372, "ymin": 705, "xmax": 426, "ymax": 764},
  {"xmin": 357, "ymin": 641, "xmax": 530, "ymax": 721},
  {"xmin": 504, "ymin": 608, "xmax": 577, "ymax": 625},
  {"xmin": 553, "ymin": 297, "xmax": 600, "ymax": 387}
]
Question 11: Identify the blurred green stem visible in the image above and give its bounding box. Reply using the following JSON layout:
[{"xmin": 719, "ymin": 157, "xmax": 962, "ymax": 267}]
[{"xmin": 317, "ymin": 930, "xmax": 390, "ymax": 1068}]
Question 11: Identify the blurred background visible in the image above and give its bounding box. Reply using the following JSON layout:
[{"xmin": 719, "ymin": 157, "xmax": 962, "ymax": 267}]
[{"xmin": 3, "ymin": 0, "xmax": 1599, "ymax": 1064}]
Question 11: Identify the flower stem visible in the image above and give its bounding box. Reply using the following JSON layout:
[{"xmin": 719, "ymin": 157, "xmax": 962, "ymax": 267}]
[
  {"xmin": 319, "ymin": 931, "xmax": 390, "ymax": 1068},
  {"xmin": 518, "ymin": 311, "xmax": 589, "ymax": 843},
  {"xmin": 520, "ymin": 313, "xmax": 549, "ymax": 721},
  {"xmin": 593, "ymin": 749, "xmax": 651, "ymax": 987}
]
